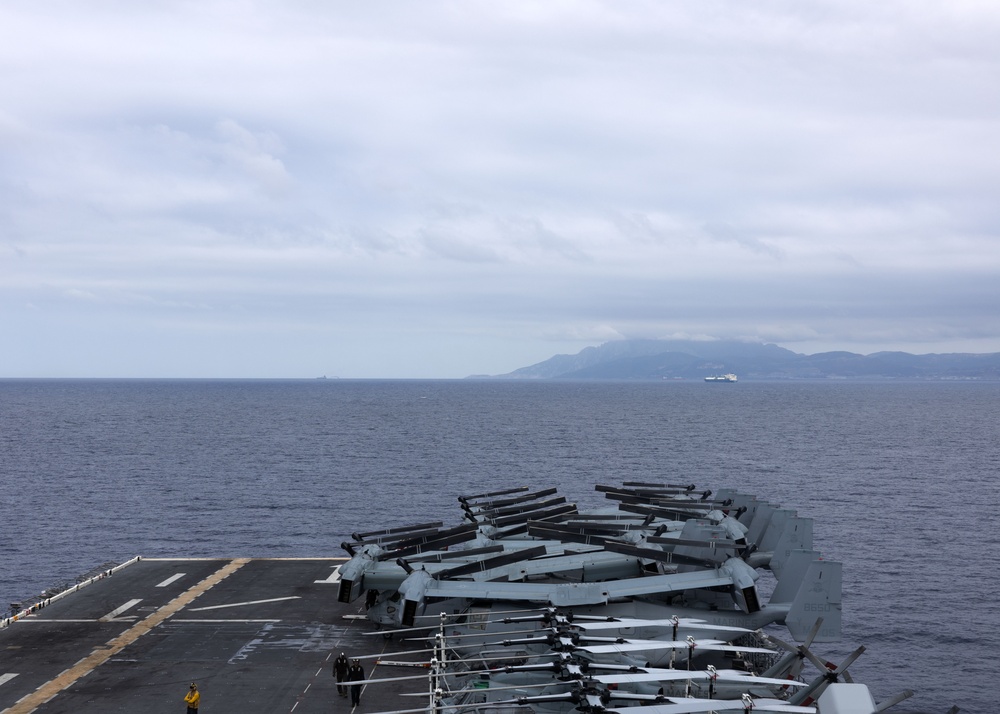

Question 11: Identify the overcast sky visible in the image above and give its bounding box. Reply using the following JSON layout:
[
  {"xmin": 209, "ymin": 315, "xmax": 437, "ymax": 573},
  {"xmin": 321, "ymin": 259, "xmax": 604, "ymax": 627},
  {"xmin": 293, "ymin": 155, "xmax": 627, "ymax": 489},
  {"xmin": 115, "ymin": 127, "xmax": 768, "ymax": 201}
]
[{"xmin": 2, "ymin": 1, "xmax": 999, "ymax": 378}]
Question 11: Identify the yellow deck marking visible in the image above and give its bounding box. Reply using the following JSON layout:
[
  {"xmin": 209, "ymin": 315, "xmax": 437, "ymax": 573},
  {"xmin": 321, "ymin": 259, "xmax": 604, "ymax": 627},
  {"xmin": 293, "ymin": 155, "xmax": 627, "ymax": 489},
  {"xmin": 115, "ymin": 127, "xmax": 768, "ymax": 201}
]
[{"xmin": 1, "ymin": 558, "xmax": 250, "ymax": 714}]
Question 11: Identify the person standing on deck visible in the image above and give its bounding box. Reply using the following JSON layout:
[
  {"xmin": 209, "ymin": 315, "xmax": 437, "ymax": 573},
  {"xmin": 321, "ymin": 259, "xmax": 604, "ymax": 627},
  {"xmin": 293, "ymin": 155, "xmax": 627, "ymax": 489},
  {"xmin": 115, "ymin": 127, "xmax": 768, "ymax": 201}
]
[
  {"xmin": 348, "ymin": 659, "xmax": 365, "ymax": 706},
  {"xmin": 184, "ymin": 683, "xmax": 200, "ymax": 713},
  {"xmin": 334, "ymin": 652, "xmax": 350, "ymax": 697}
]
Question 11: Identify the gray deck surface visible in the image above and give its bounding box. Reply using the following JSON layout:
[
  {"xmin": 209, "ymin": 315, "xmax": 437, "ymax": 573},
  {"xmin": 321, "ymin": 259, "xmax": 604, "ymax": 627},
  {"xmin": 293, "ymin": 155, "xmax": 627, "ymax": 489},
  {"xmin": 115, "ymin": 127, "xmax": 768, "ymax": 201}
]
[{"xmin": 0, "ymin": 558, "xmax": 430, "ymax": 714}]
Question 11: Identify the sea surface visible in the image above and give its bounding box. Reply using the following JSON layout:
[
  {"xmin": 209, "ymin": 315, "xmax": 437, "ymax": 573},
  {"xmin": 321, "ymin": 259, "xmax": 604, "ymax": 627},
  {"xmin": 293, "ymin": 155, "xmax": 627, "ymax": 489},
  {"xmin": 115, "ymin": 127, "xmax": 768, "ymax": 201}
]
[{"xmin": 2, "ymin": 378, "xmax": 998, "ymax": 713}]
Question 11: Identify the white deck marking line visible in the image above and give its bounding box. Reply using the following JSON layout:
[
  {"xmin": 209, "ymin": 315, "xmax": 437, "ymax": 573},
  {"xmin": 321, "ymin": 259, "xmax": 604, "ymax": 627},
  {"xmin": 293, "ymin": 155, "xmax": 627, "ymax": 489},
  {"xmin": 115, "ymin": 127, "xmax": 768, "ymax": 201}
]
[
  {"xmin": 2, "ymin": 558, "xmax": 250, "ymax": 714},
  {"xmin": 0, "ymin": 673, "xmax": 19, "ymax": 687},
  {"xmin": 172, "ymin": 619, "xmax": 281, "ymax": 623},
  {"xmin": 98, "ymin": 599, "xmax": 143, "ymax": 622},
  {"xmin": 314, "ymin": 566, "xmax": 342, "ymax": 584},
  {"xmin": 155, "ymin": 573, "xmax": 186, "ymax": 588},
  {"xmin": 188, "ymin": 596, "xmax": 300, "ymax": 612},
  {"xmin": 288, "ymin": 620, "xmax": 361, "ymax": 713}
]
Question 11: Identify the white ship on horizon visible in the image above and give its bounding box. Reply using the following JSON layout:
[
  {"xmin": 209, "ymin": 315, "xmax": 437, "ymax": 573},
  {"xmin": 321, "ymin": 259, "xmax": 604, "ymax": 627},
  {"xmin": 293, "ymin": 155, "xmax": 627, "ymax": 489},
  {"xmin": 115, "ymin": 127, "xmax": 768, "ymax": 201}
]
[{"xmin": 705, "ymin": 373, "xmax": 738, "ymax": 382}]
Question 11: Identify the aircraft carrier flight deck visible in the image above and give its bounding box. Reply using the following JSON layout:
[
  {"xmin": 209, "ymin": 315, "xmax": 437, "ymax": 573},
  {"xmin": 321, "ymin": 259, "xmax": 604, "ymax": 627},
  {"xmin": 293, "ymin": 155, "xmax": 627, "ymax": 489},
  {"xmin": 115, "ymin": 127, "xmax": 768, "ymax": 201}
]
[{"xmin": 1, "ymin": 557, "xmax": 420, "ymax": 714}]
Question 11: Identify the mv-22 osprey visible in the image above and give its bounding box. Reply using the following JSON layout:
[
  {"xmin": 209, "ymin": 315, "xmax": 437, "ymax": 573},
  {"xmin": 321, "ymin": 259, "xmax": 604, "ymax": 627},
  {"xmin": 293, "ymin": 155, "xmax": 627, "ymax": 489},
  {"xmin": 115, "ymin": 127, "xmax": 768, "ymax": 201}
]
[{"xmin": 336, "ymin": 483, "xmax": 840, "ymax": 644}]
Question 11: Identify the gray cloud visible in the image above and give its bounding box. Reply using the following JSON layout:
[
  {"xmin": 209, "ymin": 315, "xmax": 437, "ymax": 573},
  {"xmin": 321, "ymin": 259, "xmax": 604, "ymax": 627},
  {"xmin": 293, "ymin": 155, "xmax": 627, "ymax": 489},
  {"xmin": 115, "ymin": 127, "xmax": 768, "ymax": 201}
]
[{"xmin": 1, "ymin": 1, "xmax": 999, "ymax": 377}]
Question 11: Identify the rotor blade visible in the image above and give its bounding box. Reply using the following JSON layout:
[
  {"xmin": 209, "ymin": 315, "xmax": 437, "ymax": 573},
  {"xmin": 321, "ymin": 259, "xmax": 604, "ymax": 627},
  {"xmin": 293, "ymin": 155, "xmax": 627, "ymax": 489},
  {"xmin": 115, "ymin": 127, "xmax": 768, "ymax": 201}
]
[
  {"xmin": 433, "ymin": 545, "xmax": 549, "ymax": 579},
  {"xmin": 537, "ymin": 520, "xmax": 656, "ymax": 535},
  {"xmin": 362, "ymin": 609, "xmax": 554, "ymax": 638},
  {"xmin": 791, "ymin": 646, "xmax": 866, "ymax": 706},
  {"xmin": 607, "ymin": 498, "xmax": 713, "ymax": 515},
  {"xmin": 362, "ymin": 625, "xmax": 437, "ymax": 636},
  {"xmin": 400, "ymin": 681, "xmax": 575, "ymax": 698},
  {"xmin": 646, "ymin": 535, "xmax": 743, "ymax": 551},
  {"xmin": 526, "ymin": 523, "xmax": 616, "ymax": 548},
  {"xmin": 482, "ymin": 692, "xmax": 579, "ymax": 706},
  {"xmin": 602, "ymin": 541, "xmax": 717, "ymax": 569},
  {"xmin": 600, "ymin": 483, "xmax": 691, "ymax": 493},
  {"xmin": 405, "ymin": 627, "xmax": 541, "ymax": 642},
  {"xmin": 594, "ymin": 668, "xmax": 808, "ymax": 688},
  {"xmin": 568, "ymin": 617, "xmax": 752, "ymax": 635},
  {"xmin": 355, "ymin": 525, "xmax": 450, "ymax": 547},
  {"xmin": 477, "ymin": 610, "xmax": 574, "ymax": 626},
  {"xmin": 375, "ymin": 604, "xmax": 550, "ymax": 629},
  {"xmin": 603, "ymin": 700, "xmax": 816, "ymax": 714},
  {"xmin": 577, "ymin": 638, "xmax": 776, "ymax": 656},
  {"xmin": 598, "ymin": 487, "xmax": 719, "ymax": 507},
  {"xmin": 464, "ymin": 651, "xmax": 565, "ymax": 665},
  {"xmin": 352, "ymin": 672, "xmax": 469, "ymax": 685},
  {"xmin": 476, "ymin": 496, "xmax": 568, "ymax": 520},
  {"xmin": 397, "ymin": 669, "xmax": 809, "ymax": 697},
  {"xmin": 353, "ymin": 522, "xmax": 445, "ymax": 541},
  {"xmin": 765, "ymin": 618, "xmax": 824, "ymax": 678},
  {"xmin": 389, "ymin": 523, "xmax": 480, "ymax": 551},
  {"xmin": 385, "ymin": 531, "xmax": 482, "ymax": 559},
  {"xmin": 617, "ymin": 481, "xmax": 699, "ymax": 491},
  {"xmin": 480, "ymin": 635, "xmax": 561, "ymax": 648},
  {"xmin": 459, "ymin": 486, "xmax": 530, "ymax": 503},
  {"xmin": 875, "ymin": 690, "xmax": 914, "ymax": 712},
  {"xmin": 489, "ymin": 503, "xmax": 578, "ymax": 528},
  {"xmin": 806, "ymin": 645, "xmax": 865, "ymax": 679},
  {"xmin": 352, "ymin": 647, "xmax": 437, "ymax": 660},
  {"xmin": 779, "ymin": 617, "xmax": 823, "ymax": 652},
  {"xmin": 556, "ymin": 513, "xmax": 657, "ymax": 523},
  {"xmin": 462, "ymin": 487, "xmax": 559, "ymax": 512},
  {"xmin": 403, "ymin": 545, "xmax": 505, "ymax": 563},
  {"xmin": 527, "ymin": 522, "xmax": 628, "ymax": 538}
]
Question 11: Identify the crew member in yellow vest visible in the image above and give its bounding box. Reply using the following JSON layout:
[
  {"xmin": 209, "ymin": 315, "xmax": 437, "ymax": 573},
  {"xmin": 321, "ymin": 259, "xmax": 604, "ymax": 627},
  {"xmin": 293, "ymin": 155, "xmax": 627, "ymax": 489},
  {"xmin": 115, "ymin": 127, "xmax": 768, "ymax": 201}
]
[{"xmin": 184, "ymin": 683, "xmax": 200, "ymax": 713}]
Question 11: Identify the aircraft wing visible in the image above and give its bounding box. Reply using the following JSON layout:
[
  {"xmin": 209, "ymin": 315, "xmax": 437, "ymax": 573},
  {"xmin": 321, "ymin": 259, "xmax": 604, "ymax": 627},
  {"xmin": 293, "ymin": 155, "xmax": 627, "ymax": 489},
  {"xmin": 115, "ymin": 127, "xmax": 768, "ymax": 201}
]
[{"xmin": 417, "ymin": 568, "xmax": 741, "ymax": 607}]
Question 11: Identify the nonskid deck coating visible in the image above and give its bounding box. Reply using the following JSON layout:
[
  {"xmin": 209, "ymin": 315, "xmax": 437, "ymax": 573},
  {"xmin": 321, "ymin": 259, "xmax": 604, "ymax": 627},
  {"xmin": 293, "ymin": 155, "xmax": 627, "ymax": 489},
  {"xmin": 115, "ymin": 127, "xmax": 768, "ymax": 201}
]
[{"xmin": 0, "ymin": 558, "xmax": 422, "ymax": 714}]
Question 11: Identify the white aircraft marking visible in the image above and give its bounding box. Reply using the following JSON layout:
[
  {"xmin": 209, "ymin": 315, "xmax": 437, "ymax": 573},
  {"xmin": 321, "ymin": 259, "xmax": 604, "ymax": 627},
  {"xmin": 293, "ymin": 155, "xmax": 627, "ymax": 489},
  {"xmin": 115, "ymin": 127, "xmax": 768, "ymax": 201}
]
[
  {"xmin": 188, "ymin": 596, "xmax": 300, "ymax": 612},
  {"xmin": 99, "ymin": 599, "xmax": 142, "ymax": 622},
  {"xmin": 314, "ymin": 566, "xmax": 342, "ymax": 584},
  {"xmin": 0, "ymin": 673, "xmax": 18, "ymax": 687},
  {"xmin": 156, "ymin": 573, "xmax": 186, "ymax": 588}
]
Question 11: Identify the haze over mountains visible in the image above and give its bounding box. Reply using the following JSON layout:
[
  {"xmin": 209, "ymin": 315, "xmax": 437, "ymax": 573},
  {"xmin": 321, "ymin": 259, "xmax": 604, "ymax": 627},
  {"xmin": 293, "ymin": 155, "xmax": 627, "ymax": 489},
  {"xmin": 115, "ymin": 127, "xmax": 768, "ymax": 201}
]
[{"xmin": 479, "ymin": 340, "xmax": 1000, "ymax": 380}]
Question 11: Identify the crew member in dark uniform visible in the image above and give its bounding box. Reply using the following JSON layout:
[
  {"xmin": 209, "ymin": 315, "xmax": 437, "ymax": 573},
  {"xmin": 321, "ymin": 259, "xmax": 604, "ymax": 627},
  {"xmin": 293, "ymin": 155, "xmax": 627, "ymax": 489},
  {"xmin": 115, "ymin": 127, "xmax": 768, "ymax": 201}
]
[
  {"xmin": 334, "ymin": 652, "xmax": 350, "ymax": 697},
  {"xmin": 347, "ymin": 658, "xmax": 365, "ymax": 706}
]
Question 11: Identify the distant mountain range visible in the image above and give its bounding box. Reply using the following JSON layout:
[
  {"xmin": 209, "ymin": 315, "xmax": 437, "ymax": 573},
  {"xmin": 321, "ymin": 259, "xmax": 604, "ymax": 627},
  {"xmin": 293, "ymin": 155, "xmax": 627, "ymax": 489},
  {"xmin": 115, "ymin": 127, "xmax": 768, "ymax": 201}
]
[{"xmin": 479, "ymin": 339, "xmax": 1000, "ymax": 380}]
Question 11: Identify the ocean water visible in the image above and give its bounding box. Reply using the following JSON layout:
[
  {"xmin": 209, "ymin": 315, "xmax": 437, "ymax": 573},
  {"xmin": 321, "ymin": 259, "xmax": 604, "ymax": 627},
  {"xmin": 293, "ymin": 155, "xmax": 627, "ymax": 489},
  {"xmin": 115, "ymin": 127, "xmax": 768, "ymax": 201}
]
[{"xmin": 2, "ymin": 378, "xmax": 998, "ymax": 713}]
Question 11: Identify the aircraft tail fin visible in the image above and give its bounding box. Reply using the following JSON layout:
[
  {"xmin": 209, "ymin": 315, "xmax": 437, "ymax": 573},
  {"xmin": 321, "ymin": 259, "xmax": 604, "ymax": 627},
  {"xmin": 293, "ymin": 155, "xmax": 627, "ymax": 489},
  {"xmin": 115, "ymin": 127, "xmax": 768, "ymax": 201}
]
[
  {"xmin": 744, "ymin": 502, "xmax": 778, "ymax": 545},
  {"xmin": 757, "ymin": 508, "xmax": 797, "ymax": 553},
  {"xmin": 769, "ymin": 517, "xmax": 814, "ymax": 578},
  {"xmin": 775, "ymin": 550, "xmax": 842, "ymax": 642}
]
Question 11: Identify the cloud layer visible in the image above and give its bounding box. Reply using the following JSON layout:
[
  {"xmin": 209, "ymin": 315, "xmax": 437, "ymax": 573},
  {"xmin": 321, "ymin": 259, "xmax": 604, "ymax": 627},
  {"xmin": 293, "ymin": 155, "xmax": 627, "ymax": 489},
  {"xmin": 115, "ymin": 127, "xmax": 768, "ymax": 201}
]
[{"xmin": 2, "ymin": 1, "xmax": 999, "ymax": 377}]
